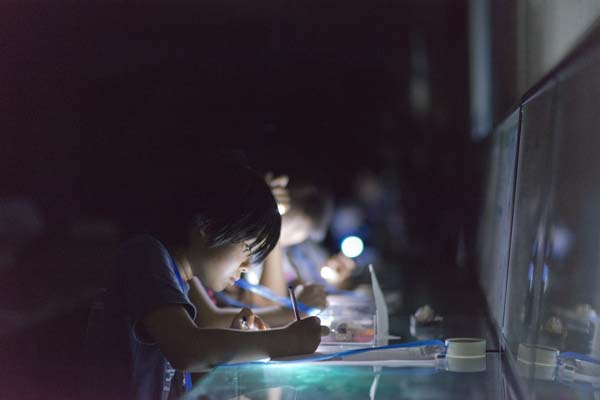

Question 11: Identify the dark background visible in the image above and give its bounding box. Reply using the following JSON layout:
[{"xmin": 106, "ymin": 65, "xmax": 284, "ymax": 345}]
[{"xmin": 2, "ymin": 0, "xmax": 472, "ymax": 262}]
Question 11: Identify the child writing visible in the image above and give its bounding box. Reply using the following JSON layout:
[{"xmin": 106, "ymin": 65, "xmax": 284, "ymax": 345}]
[{"xmin": 85, "ymin": 160, "xmax": 324, "ymax": 400}]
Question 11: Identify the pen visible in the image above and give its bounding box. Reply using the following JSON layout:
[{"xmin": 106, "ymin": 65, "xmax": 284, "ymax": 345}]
[{"xmin": 288, "ymin": 286, "xmax": 301, "ymax": 321}]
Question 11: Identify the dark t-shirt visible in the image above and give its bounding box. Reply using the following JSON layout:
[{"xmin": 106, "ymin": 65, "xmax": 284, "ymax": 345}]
[{"xmin": 83, "ymin": 235, "xmax": 196, "ymax": 400}]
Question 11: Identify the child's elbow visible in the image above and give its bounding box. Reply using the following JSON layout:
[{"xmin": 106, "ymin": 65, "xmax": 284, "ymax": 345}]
[
  {"xmin": 169, "ymin": 357, "xmax": 208, "ymax": 371},
  {"xmin": 169, "ymin": 356, "xmax": 192, "ymax": 371}
]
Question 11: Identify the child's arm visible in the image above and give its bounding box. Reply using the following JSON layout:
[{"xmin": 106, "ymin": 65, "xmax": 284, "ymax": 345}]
[
  {"xmin": 249, "ymin": 174, "xmax": 291, "ymax": 306},
  {"xmin": 141, "ymin": 304, "xmax": 322, "ymax": 372},
  {"xmin": 246, "ymin": 243, "xmax": 288, "ymax": 307},
  {"xmin": 188, "ymin": 276, "xmax": 298, "ymax": 328}
]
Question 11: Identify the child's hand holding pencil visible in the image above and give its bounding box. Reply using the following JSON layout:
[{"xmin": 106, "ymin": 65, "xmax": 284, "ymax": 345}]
[{"xmin": 288, "ymin": 285, "xmax": 331, "ymax": 338}]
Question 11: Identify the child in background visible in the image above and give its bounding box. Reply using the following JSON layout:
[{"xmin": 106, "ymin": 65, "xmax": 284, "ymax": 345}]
[
  {"xmin": 247, "ymin": 175, "xmax": 356, "ymax": 309},
  {"xmin": 85, "ymin": 160, "xmax": 323, "ymax": 400}
]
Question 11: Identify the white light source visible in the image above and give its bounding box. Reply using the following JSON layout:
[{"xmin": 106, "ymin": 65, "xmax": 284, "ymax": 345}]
[
  {"xmin": 320, "ymin": 265, "xmax": 337, "ymax": 281},
  {"xmin": 341, "ymin": 236, "xmax": 364, "ymax": 258},
  {"xmin": 277, "ymin": 204, "xmax": 288, "ymax": 215},
  {"xmin": 308, "ymin": 308, "xmax": 322, "ymax": 317},
  {"xmin": 246, "ymin": 269, "xmax": 260, "ymax": 285},
  {"xmin": 318, "ymin": 315, "xmax": 333, "ymax": 328}
]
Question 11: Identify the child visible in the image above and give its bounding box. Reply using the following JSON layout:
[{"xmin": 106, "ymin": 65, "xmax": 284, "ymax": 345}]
[
  {"xmin": 85, "ymin": 160, "xmax": 323, "ymax": 400},
  {"xmin": 247, "ymin": 175, "xmax": 355, "ymax": 309}
]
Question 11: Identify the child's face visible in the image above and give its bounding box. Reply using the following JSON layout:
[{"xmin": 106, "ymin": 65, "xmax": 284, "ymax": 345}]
[{"xmin": 187, "ymin": 234, "xmax": 252, "ymax": 292}]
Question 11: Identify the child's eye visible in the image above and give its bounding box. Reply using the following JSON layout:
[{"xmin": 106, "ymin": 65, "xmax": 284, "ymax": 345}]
[{"xmin": 244, "ymin": 243, "xmax": 252, "ymax": 253}]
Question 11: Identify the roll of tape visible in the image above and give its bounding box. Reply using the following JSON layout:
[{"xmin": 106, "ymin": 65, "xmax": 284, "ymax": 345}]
[
  {"xmin": 516, "ymin": 344, "xmax": 558, "ymax": 381},
  {"xmin": 516, "ymin": 360, "xmax": 556, "ymax": 381},
  {"xmin": 517, "ymin": 343, "xmax": 558, "ymax": 367},
  {"xmin": 445, "ymin": 338, "xmax": 486, "ymax": 358}
]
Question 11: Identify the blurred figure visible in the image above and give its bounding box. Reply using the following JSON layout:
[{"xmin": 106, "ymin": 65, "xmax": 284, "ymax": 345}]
[{"xmin": 246, "ymin": 175, "xmax": 356, "ymax": 310}]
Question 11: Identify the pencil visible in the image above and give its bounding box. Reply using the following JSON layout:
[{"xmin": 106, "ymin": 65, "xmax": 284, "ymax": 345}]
[{"xmin": 288, "ymin": 286, "xmax": 301, "ymax": 321}]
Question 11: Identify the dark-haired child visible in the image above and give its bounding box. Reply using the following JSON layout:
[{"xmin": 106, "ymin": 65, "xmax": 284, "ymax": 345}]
[{"xmin": 85, "ymin": 161, "xmax": 323, "ymax": 400}]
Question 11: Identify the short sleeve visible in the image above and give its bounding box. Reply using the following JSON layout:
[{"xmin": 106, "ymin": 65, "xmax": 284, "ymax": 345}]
[{"xmin": 115, "ymin": 236, "xmax": 196, "ymax": 344}]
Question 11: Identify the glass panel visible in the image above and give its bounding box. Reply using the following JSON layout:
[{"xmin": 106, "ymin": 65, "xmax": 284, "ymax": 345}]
[
  {"xmin": 186, "ymin": 354, "xmax": 505, "ymax": 400},
  {"xmin": 477, "ymin": 110, "xmax": 520, "ymax": 328},
  {"xmin": 503, "ymin": 81, "xmax": 557, "ymax": 357},
  {"xmin": 537, "ymin": 50, "xmax": 600, "ymax": 360}
]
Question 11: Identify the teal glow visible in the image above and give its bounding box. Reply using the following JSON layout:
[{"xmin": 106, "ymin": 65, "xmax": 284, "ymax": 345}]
[{"xmin": 185, "ymin": 363, "xmax": 439, "ymax": 399}]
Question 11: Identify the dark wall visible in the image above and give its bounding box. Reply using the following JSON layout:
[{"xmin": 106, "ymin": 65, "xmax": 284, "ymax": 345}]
[{"xmin": 2, "ymin": 0, "xmax": 469, "ymax": 260}]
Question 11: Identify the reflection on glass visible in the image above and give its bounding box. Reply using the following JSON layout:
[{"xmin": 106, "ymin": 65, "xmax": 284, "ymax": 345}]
[
  {"xmin": 185, "ymin": 359, "xmax": 502, "ymax": 400},
  {"xmin": 503, "ymin": 84, "xmax": 555, "ymax": 362},
  {"xmin": 536, "ymin": 54, "xmax": 600, "ymax": 366},
  {"xmin": 502, "ymin": 49, "xmax": 600, "ymax": 398},
  {"xmin": 227, "ymin": 386, "xmax": 296, "ymax": 400}
]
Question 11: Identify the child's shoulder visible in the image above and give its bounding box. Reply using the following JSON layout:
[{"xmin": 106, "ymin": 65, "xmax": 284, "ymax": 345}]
[{"xmin": 118, "ymin": 234, "xmax": 170, "ymax": 261}]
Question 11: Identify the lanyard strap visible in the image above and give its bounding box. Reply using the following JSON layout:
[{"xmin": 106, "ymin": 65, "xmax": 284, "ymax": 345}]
[{"xmin": 169, "ymin": 256, "xmax": 186, "ymax": 292}]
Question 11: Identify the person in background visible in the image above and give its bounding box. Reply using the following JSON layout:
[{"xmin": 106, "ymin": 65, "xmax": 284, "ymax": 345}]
[
  {"xmin": 246, "ymin": 175, "xmax": 356, "ymax": 309},
  {"xmin": 85, "ymin": 160, "xmax": 324, "ymax": 400}
]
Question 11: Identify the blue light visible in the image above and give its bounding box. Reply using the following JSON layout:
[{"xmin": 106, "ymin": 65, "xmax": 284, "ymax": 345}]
[{"xmin": 341, "ymin": 236, "xmax": 364, "ymax": 258}]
